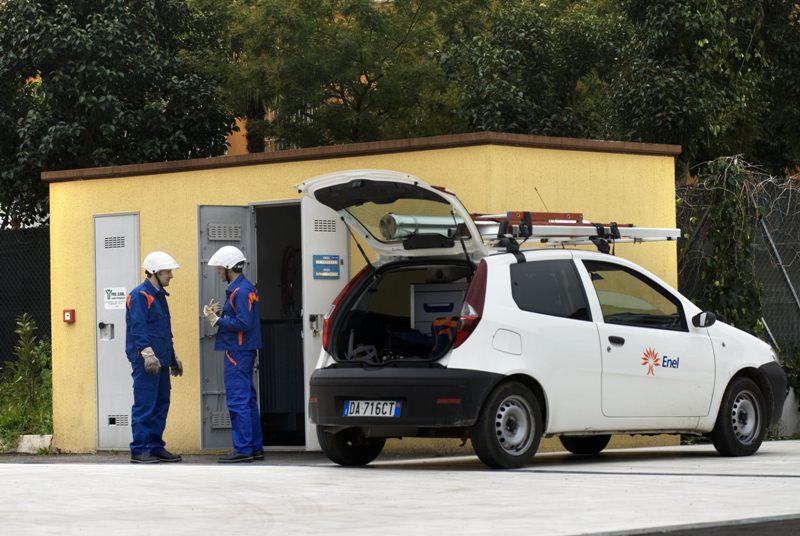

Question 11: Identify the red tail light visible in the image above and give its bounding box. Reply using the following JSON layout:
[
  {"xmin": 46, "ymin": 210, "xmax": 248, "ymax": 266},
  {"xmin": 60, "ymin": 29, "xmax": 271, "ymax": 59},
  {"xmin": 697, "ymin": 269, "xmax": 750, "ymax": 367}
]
[
  {"xmin": 453, "ymin": 260, "xmax": 487, "ymax": 348},
  {"xmin": 322, "ymin": 266, "xmax": 371, "ymax": 352}
]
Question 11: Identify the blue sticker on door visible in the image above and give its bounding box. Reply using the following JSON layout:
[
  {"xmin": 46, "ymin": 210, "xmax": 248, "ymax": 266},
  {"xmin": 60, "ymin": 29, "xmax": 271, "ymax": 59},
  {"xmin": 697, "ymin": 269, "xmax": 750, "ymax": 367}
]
[{"xmin": 313, "ymin": 254, "xmax": 340, "ymax": 279}]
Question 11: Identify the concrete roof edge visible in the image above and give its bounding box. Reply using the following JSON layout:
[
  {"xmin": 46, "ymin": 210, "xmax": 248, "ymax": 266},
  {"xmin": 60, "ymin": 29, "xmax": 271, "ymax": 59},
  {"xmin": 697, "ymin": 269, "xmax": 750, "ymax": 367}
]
[{"xmin": 40, "ymin": 131, "xmax": 682, "ymax": 183}]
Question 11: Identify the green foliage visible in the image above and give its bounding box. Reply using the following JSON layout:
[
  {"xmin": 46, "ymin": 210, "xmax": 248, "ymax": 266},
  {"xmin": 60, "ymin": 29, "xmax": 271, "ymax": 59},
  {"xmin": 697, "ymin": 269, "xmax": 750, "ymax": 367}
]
[
  {"xmin": 442, "ymin": 0, "xmax": 627, "ymax": 138},
  {"xmin": 682, "ymin": 157, "xmax": 763, "ymax": 333},
  {"xmin": 0, "ymin": 0, "xmax": 235, "ymax": 228},
  {"xmin": 608, "ymin": 0, "xmax": 800, "ymax": 175},
  {"xmin": 442, "ymin": 0, "xmax": 800, "ymax": 176},
  {"xmin": 0, "ymin": 314, "xmax": 52, "ymax": 450},
  {"xmin": 221, "ymin": 0, "xmax": 490, "ymax": 148},
  {"xmin": 781, "ymin": 344, "xmax": 800, "ymax": 410}
]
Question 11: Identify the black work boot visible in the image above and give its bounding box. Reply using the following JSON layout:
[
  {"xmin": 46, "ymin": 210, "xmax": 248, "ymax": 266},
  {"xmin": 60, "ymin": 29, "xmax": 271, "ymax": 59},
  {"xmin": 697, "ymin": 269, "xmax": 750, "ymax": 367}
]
[
  {"xmin": 218, "ymin": 451, "xmax": 254, "ymax": 463},
  {"xmin": 253, "ymin": 450, "xmax": 265, "ymax": 461},
  {"xmin": 151, "ymin": 448, "xmax": 182, "ymax": 462},
  {"xmin": 130, "ymin": 452, "xmax": 160, "ymax": 464}
]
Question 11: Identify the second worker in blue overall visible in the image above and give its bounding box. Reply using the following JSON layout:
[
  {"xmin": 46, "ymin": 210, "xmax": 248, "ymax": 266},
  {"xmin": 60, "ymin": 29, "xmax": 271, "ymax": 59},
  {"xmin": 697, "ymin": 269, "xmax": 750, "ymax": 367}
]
[{"xmin": 204, "ymin": 246, "xmax": 263, "ymax": 463}]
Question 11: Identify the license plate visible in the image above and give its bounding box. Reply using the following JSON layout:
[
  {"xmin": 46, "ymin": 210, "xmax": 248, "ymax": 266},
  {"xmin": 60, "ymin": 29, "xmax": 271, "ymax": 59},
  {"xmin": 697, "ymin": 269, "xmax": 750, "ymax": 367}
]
[{"xmin": 343, "ymin": 400, "xmax": 402, "ymax": 417}]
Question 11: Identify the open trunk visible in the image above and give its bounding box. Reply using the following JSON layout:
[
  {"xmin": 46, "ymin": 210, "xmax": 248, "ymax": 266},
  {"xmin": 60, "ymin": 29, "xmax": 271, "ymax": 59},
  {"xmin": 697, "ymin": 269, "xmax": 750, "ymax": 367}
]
[{"xmin": 330, "ymin": 261, "xmax": 473, "ymax": 364}]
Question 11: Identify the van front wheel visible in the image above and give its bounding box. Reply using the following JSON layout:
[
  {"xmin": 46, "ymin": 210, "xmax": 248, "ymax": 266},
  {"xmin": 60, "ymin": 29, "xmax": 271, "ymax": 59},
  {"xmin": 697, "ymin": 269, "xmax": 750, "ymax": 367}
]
[
  {"xmin": 710, "ymin": 377, "xmax": 766, "ymax": 457},
  {"xmin": 471, "ymin": 382, "xmax": 542, "ymax": 469},
  {"xmin": 317, "ymin": 426, "xmax": 385, "ymax": 466}
]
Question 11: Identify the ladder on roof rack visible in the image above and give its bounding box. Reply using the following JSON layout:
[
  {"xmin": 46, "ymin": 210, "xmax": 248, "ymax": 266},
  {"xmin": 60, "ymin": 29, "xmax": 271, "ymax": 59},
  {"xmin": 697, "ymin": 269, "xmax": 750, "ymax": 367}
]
[{"xmin": 472, "ymin": 211, "xmax": 681, "ymax": 253}]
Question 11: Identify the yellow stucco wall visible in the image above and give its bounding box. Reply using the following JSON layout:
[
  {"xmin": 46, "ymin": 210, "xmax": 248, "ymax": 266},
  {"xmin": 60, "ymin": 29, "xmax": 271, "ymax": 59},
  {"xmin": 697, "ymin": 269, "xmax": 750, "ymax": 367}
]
[{"xmin": 49, "ymin": 143, "xmax": 676, "ymax": 453}]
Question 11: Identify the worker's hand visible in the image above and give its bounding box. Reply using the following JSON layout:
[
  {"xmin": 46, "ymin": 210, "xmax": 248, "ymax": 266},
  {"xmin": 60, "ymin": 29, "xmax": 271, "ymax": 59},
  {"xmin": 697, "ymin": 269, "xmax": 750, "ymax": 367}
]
[
  {"xmin": 203, "ymin": 300, "xmax": 220, "ymax": 327},
  {"xmin": 141, "ymin": 347, "xmax": 160, "ymax": 375},
  {"xmin": 170, "ymin": 356, "xmax": 183, "ymax": 377}
]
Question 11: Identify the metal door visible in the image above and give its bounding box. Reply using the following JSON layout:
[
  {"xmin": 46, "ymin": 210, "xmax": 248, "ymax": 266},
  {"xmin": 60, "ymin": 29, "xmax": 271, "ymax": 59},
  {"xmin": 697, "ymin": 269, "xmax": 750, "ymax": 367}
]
[
  {"xmin": 300, "ymin": 197, "xmax": 349, "ymax": 450},
  {"xmin": 198, "ymin": 206, "xmax": 255, "ymax": 449},
  {"xmin": 94, "ymin": 214, "xmax": 139, "ymax": 449}
]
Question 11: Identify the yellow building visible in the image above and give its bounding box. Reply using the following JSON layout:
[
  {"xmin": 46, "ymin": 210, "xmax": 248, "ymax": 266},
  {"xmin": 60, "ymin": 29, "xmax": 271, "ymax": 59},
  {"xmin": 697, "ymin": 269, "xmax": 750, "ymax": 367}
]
[{"xmin": 43, "ymin": 131, "xmax": 681, "ymax": 453}]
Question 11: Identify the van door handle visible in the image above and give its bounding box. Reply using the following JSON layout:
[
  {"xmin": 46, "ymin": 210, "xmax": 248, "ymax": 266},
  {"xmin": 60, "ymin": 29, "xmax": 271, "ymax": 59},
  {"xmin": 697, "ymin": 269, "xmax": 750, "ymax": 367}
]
[{"xmin": 608, "ymin": 336, "xmax": 625, "ymax": 346}]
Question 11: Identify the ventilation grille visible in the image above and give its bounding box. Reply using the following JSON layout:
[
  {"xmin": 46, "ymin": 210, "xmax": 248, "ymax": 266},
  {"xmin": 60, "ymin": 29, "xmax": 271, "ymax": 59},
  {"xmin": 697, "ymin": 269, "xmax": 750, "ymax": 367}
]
[
  {"xmin": 107, "ymin": 414, "xmax": 129, "ymax": 427},
  {"xmin": 208, "ymin": 223, "xmax": 241, "ymax": 241},
  {"xmin": 211, "ymin": 411, "xmax": 232, "ymax": 429},
  {"xmin": 104, "ymin": 236, "xmax": 126, "ymax": 249},
  {"xmin": 314, "ymin": 219, "xmax": 336, "ymax": 233}
]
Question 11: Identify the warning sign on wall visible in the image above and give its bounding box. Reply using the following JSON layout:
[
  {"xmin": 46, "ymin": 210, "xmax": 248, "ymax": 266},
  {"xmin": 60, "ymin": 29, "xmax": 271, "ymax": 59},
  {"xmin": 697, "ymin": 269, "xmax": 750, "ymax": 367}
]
[{"xmin": 104, "ymin": 287, "xmax": 127, "ymax": 310}]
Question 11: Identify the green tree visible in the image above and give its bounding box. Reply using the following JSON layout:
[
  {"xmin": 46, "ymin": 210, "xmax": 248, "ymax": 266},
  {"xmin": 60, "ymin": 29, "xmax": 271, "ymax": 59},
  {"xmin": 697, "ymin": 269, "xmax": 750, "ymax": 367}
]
[
  {"xmin": 441, "ymin": 0, "xmax": 628, "ymax": 138},
  {"xmin": 0, "ymin": 0, "xmax": 235, "ymax": 228},
  {"xmin": 443, "ymin": 0, "xmax": 800, "ymax": 176},
  {"xmin": 614, "ymin": 0, "xmax": 800, "ymax": 175},
  {"xmin": 224, "ymin": 0, "xmax": 491, "ymax": 149}
]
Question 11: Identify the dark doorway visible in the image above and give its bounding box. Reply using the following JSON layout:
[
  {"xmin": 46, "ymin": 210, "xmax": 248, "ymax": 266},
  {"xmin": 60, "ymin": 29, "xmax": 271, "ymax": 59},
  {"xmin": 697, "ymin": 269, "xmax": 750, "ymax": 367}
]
[{"xmin": 255, "ymin": 204, "xmax": 305, "ymax": 446}]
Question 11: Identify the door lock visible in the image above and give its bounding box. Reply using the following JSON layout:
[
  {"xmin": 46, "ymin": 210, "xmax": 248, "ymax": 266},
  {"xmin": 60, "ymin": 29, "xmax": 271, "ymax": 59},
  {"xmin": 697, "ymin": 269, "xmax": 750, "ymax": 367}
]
[
  {"xmin": 98, "ymin": 322, "xmax": 115, "ymax": 340},
  {"xmin": 309, "ymin": 314, "xmax": 320, "ymax": 337}
]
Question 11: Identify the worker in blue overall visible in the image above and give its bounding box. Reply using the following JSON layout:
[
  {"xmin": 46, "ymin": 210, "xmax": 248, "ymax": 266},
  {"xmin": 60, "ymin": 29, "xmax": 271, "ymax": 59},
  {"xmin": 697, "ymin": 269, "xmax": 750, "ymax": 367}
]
[
  {"xmin": 203, "ymin": 245, "xmax": 263, "ymax": 463},
  {"xmin": 125, "ymin": 251, "xmax": 183, "ymax": 464}
]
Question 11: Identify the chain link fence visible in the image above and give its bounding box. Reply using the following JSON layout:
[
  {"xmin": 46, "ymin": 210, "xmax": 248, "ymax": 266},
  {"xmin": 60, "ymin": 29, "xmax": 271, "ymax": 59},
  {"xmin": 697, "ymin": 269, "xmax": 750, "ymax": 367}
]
[
  {"xmin": 678, "ymin": 174, "xmax": 800, "ymax": 349},
  {"xmin": 752, "ymin": 181, "xmax": 800, "ymax": 349},
  {"xmin": 0, "ymin": 227, "xmax": 50, "ymax": 368}
]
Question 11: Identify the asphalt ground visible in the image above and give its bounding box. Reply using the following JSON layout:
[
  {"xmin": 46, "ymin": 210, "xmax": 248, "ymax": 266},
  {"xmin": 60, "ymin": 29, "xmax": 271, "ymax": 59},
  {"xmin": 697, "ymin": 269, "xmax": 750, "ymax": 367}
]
[{"xmin": 1, "ymin": 440, "xmax": 800, "ymax": 535}]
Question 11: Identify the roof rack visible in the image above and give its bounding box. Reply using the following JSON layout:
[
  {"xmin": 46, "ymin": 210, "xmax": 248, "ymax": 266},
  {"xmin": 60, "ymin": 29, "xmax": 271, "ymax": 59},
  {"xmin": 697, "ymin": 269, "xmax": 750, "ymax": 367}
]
[{"xmin": 473, "ymin": 211, "xmax": 680, "ymax": 254}]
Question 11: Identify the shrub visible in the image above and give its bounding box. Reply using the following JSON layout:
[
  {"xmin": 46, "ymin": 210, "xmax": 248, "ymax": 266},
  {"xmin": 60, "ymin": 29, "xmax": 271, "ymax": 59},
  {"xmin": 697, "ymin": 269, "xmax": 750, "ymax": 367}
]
[{"xmin": 0, "ymin": 314, "xmax": 52, "ymax": 450}]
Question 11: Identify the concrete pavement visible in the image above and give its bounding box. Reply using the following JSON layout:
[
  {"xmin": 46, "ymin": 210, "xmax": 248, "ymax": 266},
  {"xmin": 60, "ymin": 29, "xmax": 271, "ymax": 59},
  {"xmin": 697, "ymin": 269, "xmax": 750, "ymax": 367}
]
[{"xmin": 2, "ymin": 440, "xmax": 800, "ymax": 535}]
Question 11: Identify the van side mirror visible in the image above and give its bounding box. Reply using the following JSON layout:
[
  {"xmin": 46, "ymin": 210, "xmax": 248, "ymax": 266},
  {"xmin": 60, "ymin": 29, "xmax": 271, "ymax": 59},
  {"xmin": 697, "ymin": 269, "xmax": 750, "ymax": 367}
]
[{"xmin": 692, "ymin": 311, "xmax": 717, "ymax": 328}]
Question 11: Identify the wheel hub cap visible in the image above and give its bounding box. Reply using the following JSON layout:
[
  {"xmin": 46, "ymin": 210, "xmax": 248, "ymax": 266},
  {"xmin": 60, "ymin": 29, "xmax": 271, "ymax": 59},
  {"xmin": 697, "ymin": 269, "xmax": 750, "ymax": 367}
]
[
  {"xmin": 494, "ymin": 395, "xmax": 534, "ymax": 454},
  {"xmin": 731, "ymin": 390, "xmax": 760, "ymax": 445}
]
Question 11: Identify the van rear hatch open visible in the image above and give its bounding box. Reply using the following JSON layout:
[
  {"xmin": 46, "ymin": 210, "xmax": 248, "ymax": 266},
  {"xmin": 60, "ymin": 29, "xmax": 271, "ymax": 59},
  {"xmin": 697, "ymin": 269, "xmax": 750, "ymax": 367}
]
[{"xmin": 296, "ymin": 169, "xmax": 487, "ymax": 264}]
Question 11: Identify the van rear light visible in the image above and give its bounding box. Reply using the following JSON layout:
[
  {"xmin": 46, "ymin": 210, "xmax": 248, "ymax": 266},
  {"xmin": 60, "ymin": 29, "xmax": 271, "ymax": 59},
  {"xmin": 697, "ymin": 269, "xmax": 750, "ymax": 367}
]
[
  {"xmin": 453, "ymin": 260, "xmax": 487, "ymax": 348},
  {"xmin": 322, "ymin": 266, "xmax": 371, "ymax": 352}
]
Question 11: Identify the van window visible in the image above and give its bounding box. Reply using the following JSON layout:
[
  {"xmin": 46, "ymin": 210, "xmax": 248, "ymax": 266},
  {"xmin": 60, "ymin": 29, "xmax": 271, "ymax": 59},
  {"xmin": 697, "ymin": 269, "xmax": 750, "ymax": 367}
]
[
  {"xmin": 582, "ymin": 260, "xmax": 687, "ymax": 331},
  {"xmin": 510, "ymin": 260, "xmax": 591, "ymax": 321}
]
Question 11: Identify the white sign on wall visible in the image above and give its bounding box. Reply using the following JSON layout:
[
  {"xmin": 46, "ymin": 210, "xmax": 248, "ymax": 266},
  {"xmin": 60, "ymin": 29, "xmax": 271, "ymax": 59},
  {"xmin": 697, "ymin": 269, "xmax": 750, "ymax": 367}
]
[{"xmin": 103, "ymin": 287, "xmax": 127, "ymax": 310}]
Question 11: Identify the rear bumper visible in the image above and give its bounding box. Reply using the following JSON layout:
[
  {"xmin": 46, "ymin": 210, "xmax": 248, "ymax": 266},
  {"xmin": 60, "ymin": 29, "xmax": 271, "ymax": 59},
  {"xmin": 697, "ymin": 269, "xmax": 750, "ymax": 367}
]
[
  {"xmin": 309, "ymin": 366, "xmax": 502, "ymax": 429},
  {"xmin": 759, "ymin": 361, "xmax": 787, "ymax": 427}
]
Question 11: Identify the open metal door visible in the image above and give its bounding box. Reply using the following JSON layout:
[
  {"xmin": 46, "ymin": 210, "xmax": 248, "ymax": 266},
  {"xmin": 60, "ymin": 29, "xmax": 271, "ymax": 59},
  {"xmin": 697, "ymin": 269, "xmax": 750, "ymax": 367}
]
[
  {"xmin": 198, "ymin": 206, "xmax": 255, "ymax": 449},
  {"xmin": 300, "ymin": 197, "xmax": 349, "ymax": 450}
]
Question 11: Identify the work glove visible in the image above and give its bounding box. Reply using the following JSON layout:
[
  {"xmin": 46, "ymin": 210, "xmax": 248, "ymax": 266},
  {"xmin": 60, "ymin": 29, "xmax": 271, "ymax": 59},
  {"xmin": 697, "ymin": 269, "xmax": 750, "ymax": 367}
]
[
  {"xmin": 170, "ymin": 355, "xmax": 183, "ymax": 377},
  {"xmin": 141, "ymin": 347, "xmax": 160, "ymax": 375},
  {"xmin": 203, "ymin": 299, "xmax": 221, "ymax": 327}
]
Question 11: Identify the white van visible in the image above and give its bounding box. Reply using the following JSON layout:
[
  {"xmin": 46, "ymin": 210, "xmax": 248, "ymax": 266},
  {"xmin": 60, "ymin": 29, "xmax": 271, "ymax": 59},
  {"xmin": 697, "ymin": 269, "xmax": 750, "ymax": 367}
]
[{"xmin": 297, "ymin": 170, "xmax": 787, "ymax": 469}]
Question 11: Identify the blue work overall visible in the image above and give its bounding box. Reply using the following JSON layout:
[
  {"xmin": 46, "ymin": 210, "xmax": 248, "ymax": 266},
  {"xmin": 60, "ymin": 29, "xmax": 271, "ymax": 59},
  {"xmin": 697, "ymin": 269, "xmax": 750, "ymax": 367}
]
[
  {"xmin": 125, "ymin": 279, "xmax": 176, "ymax": 456},
  {"xmin": 214, "ymin": 274, "xmax": 263, "ymax": 455}
]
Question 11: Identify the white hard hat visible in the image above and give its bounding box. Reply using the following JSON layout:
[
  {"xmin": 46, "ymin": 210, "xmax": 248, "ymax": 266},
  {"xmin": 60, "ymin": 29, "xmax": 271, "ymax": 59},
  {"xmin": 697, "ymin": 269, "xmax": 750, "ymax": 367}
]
[
  {"xmin": 208, "ymin": 246, "xmax": 246, "ymax": 269},
  {"xmin": 142, "ymin": 251, "xmax": 180, "ymax": 273}
]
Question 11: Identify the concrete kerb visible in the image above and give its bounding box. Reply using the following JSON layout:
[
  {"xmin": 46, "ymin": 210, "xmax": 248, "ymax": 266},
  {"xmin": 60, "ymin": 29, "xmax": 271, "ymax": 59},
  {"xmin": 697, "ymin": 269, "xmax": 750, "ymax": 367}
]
[{"xmin": 14, "ymin": 434, "xmax": 53, "ymax": 454}]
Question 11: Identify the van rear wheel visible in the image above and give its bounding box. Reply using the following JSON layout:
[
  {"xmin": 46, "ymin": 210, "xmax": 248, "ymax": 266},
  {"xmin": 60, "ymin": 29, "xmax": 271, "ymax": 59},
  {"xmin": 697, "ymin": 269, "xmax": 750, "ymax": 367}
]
[
  {"xmin": 471, "ymin": 381, "xmax": 542, "ymax": 469},
  {"xmin": 317, "ymin": 426, "xmax": 385, "ymax": 466},
  {"xmin": 559, "ymin": 434, "xmax": 611, "ymax": 455}
]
